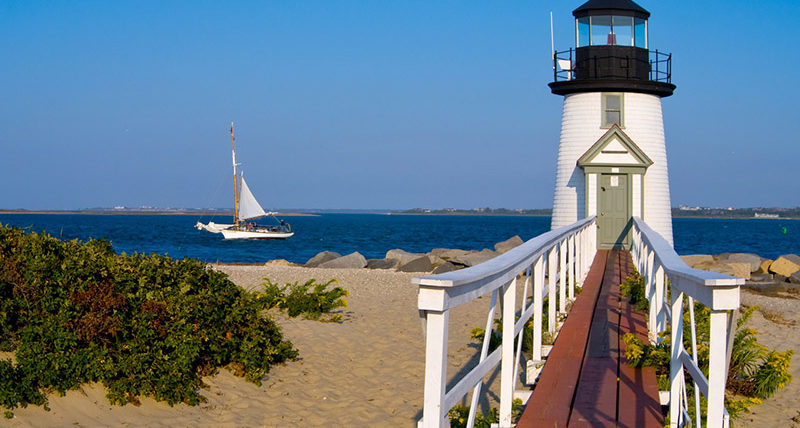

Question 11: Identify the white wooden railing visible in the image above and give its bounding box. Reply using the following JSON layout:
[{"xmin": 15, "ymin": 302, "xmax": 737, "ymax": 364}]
[
  {"xmin": 414, "ymin": 217, "xmax": 596, "ymax": 428},
  {"xmin": 631, "ymin": 217, "xmax": 743, "ymax": 428}
]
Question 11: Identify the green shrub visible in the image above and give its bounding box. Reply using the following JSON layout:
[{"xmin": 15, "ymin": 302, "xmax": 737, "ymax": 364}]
[
  {"xmin": 619, "ymin": 268, "xmax": 793, "ymax": 419},
  {"xmin": 752, "ymin": 349, "xmax": 794, "ymax": 399},
  {"xmin": 620, "ymin": 272, "xmax": 648, "ymax": 312},
  {"xmin": 448, "ymin": 398, "xmax": 523, "ymax": 428},
  {"xmin": 261, "ymin": 278, "xmax": 348, "ymax": 321},
  {"xmin": 0, "ymin": 225, "xmax": 298, "ymax": 414}
]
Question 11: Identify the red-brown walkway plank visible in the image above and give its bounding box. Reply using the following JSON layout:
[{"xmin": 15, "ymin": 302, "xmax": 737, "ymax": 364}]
[
  {"xmin": 569, "ymin": 250, "xmax": 624, "ymax": 427},
  {"xmin": 516, "ymin": 250, "xmax": 610, "ymax": 428},
  {"xmin": 617, "ymin": 290, "xmax": 663, "ymax": 427}
]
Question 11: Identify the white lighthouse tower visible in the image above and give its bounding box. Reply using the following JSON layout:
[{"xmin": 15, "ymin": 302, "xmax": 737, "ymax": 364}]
[{"xmin": 550, "ymin": 0, "xmax": 675, "ymax": 248}]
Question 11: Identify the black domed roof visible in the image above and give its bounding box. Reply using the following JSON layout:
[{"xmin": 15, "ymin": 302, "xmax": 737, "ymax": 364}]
[{"xmin": 573, "ymin": 0, "xmax": 650, "ymax": 19}]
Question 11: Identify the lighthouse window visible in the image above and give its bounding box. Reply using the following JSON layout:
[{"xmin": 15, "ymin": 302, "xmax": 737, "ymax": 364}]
[
  {"xmin": 602, "ymin": 93, "xmax": 624, "ymax": 128},
  {"xmin": 634, "ymin": 18, "xmax": 647, "ymax": 48},
  {"xmin": 578, "ymin": 15, "xmax": 643, "ymax": 47},
  {"xmin": 612, "ymin": 16, "xmax": 634, "ymax": 47},
  {"xmin": 578, "ymin": 17, "xmax": 590, "ymax": 47},
  {"xmin": 590, "ymin": 16, "xmax": 613, "ymax": 46}
]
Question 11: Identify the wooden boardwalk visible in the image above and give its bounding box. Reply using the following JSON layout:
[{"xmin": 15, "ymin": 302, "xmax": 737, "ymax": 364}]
[{"xmin": 517, "ymin": 250, "xmax": 663, "ymax": 428}]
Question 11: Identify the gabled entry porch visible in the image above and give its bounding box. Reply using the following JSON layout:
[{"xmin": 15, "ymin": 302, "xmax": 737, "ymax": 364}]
[{"xmin": 577, "ymin": 124, "xmax": 652, "ymax": 249}]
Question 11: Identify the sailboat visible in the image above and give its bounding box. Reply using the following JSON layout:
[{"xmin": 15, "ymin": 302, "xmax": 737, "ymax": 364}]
[{"xmin": 195, "ymin": 123, "xmax": 294, "ymax": 240}]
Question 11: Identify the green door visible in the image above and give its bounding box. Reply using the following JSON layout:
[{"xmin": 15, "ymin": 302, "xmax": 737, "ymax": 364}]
[{"xmin": 598, "ymin": 174, "xmax": 630, "ymax": 249}]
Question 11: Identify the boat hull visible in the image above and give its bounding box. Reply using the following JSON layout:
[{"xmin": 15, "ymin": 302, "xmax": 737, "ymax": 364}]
[
  {"xmin": 195, "ymin": 222, "xmax": 234, "ymax": 233},
  {"xmin": 220, "ymin": 229, "xmax": 294, "ymax": 240}
]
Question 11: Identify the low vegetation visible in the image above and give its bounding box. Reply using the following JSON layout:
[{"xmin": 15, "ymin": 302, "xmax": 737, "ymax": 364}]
[
  {"xmin": 0, "ymin": 225, "xmax": 347, "ymax": 416},
  {"xmin": 448, "ymin": 398, "xmax": 524, "ymax": 428},
  {"xmin": 619, "ymin": 272, "xmax": 793, "ymax": 421},
  {"xmin": 261, "ymin": 278, "xmax": 348, "ymax": 322}
]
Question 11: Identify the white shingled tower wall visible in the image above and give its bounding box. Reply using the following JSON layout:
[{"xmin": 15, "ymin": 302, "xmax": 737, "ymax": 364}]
[{"xmin": 550, "ymin": 91, "xmax": 673, "ymax": 245}]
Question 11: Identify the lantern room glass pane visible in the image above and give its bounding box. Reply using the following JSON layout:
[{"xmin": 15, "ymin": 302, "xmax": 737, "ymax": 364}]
[
  {"xmin": 634, "ymin": 18, "xmax": 647, "ymax": 48},
  {"xmin": 578, "ymin": 17, "xmax": 590, "ymax": 47},
  {"xmin": 612, "ymin": 16, "xmax": 633, "ymax": 46},
  {"xmin": 591, "ymin": 15, "xmax": 612, "ymax": 46}
]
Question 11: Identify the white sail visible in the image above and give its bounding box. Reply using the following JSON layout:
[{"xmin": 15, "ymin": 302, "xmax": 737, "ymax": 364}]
[{"xmin": 238, "ymin": 174, "xmax": 268, "ymax": 221}]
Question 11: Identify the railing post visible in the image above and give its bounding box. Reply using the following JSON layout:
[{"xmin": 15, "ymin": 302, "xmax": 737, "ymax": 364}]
[
  {"xmin": 532, "ymin": 256, "xmax": 544, "ymax": 361},
  {"xmin": 548, "ymin": 247, "xmax": 557, "ymax": 334},
  {"xmin": 553, "ymin": 50, "xmax": 557, "ymax": 82},
  {"xmin": 577, "ymin": 229, "xmax": 584, "ymax": 284},
  {"xmin": 646, "ymin": 250, "xmax": 657, "ymax": 335},
  {"xmin": 707, "ymin": 309, "xmax": 729, "ymax": 427},
  {"xmin": 577, "ymin": 228, "xmax": 584, "ymax": 281},
  {"xmin": 559, "ymin": 239, "xmax": 567, "ymax": 312},
  {"xmin": 422, "ymin": 310, "xmax": 450, "ymax": 428},
  {"xmin": 669, "ymin": 287, "xmax": 684, "ymax": 428},
  {"xmin": 655, "ymin": 264, "xmax": 666, "ymax": 337},
  {"xmin": 569, "ymin": 235, "xmax": 576, "ymax": 297},
  {"xmin": 584, "ymin": 226, "xmax": 591, "ymax": 276},
  {"xmin": 499, "ymin": 279, "xmax": 516, "ymax": 427}
]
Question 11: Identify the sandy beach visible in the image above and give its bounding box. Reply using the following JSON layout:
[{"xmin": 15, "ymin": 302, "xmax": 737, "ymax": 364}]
[
  {"xmin": 7, "ymin": 265, "xmax": 799, "ymax": 427},
  {"xmin": 736, "ymin": 288, "xmax": 800, "ymax": 427},
  {"xmin": 8, "ymin": 265, "xmax": 505, "ymax": 427}
]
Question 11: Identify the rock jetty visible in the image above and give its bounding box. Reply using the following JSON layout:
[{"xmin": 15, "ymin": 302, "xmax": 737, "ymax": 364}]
[
  {"xmin": 299, "ymin": 235, "xmax": 526, "ymax": 274},
  {"xmin": 292, "ymin": 240, "xmax": 800, "ymax": 291},
  {"xmin": 681, "ymin": 252, "xmax": 800, "ymax": 291}
]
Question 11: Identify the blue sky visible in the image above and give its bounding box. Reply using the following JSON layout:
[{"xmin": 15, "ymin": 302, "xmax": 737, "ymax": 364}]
[{"xmin": 1, "ymin": 0, "xmax": 798, "ymax": 210}]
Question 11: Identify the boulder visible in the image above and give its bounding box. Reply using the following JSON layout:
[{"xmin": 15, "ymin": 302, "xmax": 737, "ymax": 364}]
[
  {"xmin": 743, "ymin": 281, "xmax": 795, "ymax": 294},
  {"xmin": 726, "ymin": 262, "xmax": 751, "ymax": 280},
  {"xmin": 693, "ymin": 260, "xmax": 736, "ymax": 277},
  {"xmin": 432, "ymin": 261, "xmax": 461, "ymax": 274},
  {"xmin": 495, "ymin": 236, "xmax": 524, "ymax": 254},
  {"xmin": 769, "ymin": 255, "xmax": 800, "ymax": 277},
  {"xmin": 264, "ymin": 259, "xmax": 301, "ymax": 267},
  {"xmin": 757, "ymin": 259, "xmax": 773, "ymax": 274},
  {"xmin": 430, "ymin": 248, "xmax": 470, "ymax": 261},
  {"xmin": 427, "ymin": 254, "xmax": 447, "ymax": 267},
  {"xmin": 429, "ymin": 248, "xmax": 452, "ymax": 258},
  {"xmin": 748, "ymin": 273, "xmax": 773, "ymax": 283},
  {"xmin": 366, "ymin": 258, "xmax": 399, "ymax": 270},
  {"xmin": 386, "ymin": 249, "xmax": 425, "ymax": 265},
  {"xmin": 451, "ymin": 249, "xmax": 497, "ymax": 267},
  {"xmin": 680, "ymin": 254, "xmax": 715, "ymax": 268},
  {"xmin": 397, "ymin": 256, "xmax": 434, "ymax": 273},
  {"xmin": 317, "ymin": 252, "xmax": 367, "ymax": 269},
  {"xmin": 790, "ymin": 271, "xmax": 800, "ymax": 285},
  {"xmin": 716, "ymin": 253, "xmax": 764, "ymax": 273},
  {"xmin": 305, "ymin": 251, "xmax": 342, "ymax": 267}
]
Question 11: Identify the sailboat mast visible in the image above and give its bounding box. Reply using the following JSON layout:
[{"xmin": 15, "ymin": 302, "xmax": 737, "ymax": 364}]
[{"xmin": 230, "ymin": 122, "xmax": 239, "ymax": 226}]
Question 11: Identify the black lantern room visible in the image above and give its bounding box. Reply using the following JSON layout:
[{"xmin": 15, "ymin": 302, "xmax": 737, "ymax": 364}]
[{"xmin": 549, "ymin": 0, "xmax": 675, "ymax": 97}]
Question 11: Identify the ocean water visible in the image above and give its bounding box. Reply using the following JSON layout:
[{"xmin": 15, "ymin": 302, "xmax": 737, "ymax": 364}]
[{"xmin": 0, "ymin": 214, "xmax": 798, "ymax": 264}]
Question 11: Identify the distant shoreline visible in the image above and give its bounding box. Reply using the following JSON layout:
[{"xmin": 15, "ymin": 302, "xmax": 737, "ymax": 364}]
[
  {"xmin": 1, "ymin": 210, "xmax": 798, "ymax": 220},
  {"xmin": 671, "ymin": 214, "xmax": 800, "ymax": 220},
  {"xmin": 388, "ymin": 212, "xmax": 551, "ymax": 217},
  {"xmin": 0, "ymin": 210, "xmax": 317, "ymax": 217}
]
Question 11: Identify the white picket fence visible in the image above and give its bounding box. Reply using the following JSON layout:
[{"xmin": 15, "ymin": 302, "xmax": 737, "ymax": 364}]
[
  {"xmin": 631, "ymin": 217, "xmax": 743, "ymax": 428},
  {"xmin": 415, "ymin": 217, "xmax": 596, "ymax": 428}
]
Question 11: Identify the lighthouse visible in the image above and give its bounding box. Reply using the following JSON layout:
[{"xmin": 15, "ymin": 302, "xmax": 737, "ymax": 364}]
[{"xmin": 549, "ymin": 0, "xmax": 675, "ymax": 248}]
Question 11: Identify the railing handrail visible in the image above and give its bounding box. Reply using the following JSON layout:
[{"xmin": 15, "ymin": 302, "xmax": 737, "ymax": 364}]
[
  {"xmin": 633, "ymin": 217, "xmax": 743, "ymax": 288},
  {"xmin": 633, "ymin": 217, "xmax": 742, "ymax": 312},
  {"xmin": 417, "ymin": 217, "xmax": 597, "ymax": 428},
  {"xmin": 631, "ymin": 217, "xmax": 742, "ymax": 428},
  {"xmin": 415, "ymin": 216, "xmax": 595, "ymax": 312}
]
